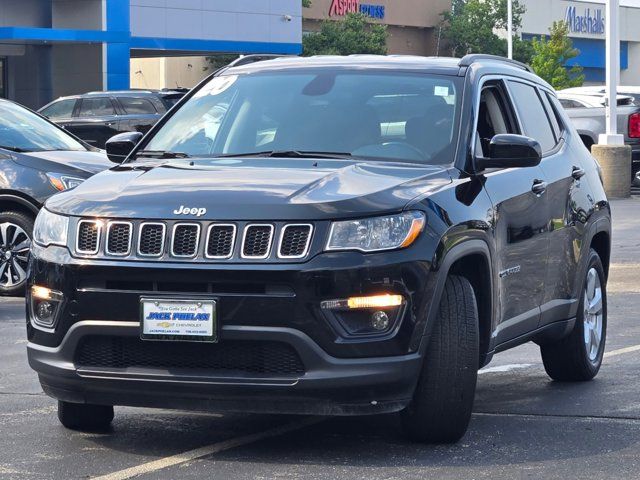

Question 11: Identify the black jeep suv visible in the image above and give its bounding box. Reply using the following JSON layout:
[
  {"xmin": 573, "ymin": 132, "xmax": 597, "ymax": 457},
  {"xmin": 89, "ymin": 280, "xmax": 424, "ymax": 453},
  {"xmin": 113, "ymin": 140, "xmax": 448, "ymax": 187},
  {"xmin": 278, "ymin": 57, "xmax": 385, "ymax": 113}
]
[
  {"xmin": 27, "ymin": 55, "xmax": 610, "ymax": 443},
  {"xmin": 38, "ymin": 89, "xmax": 186, "ymax": 149}
]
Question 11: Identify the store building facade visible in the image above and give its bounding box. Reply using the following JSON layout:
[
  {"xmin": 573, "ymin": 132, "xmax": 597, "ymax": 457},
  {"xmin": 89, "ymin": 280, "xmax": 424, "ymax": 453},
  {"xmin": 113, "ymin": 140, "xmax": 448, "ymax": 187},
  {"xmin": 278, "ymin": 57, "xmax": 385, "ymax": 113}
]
[
  {"xmin": 519, "ymin": 0, "xmax": 640, "ymax": 84},
  {"xmin": 303, "ymin": 0, "xmax": 451, "ymax": 56},
  {"xmin": 0, "ymin": 0, "xmax": 302, "ymax": 109}
]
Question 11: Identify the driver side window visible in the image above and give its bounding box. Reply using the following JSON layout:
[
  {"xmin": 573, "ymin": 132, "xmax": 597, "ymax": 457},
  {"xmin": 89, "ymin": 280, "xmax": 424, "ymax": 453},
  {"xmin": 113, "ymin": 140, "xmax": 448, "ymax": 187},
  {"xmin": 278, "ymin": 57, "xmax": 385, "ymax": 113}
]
[{"xmin": 476, "ymin": 82, "xmax": 518, "ymax": 157}]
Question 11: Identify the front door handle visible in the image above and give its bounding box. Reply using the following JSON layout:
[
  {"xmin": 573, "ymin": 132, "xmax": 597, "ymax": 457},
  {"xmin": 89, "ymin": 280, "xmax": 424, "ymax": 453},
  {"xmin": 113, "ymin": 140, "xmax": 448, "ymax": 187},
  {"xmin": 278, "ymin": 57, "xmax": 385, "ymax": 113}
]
[
  {"xmin": 572, "ymin": 166, "xmax": 586, "ymax": 180},
  {"xmin": 532, "ymin": 179, "xmax": 547, "ymax": 196}
]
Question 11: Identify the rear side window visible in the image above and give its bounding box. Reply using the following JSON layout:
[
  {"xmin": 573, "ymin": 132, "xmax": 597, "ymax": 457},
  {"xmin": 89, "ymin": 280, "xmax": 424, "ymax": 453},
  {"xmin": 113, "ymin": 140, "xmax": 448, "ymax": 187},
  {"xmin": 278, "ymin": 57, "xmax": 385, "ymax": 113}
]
[
  {"xmin": 508, "ymin": 81, "xmax": 557, "ymax": 152},
  {"xmin": 119, "ymin": 97, "xmax": 157, "ymax": 115},
  {"xmin": 79, "ymin": 97, "xmax": 116, "ymax": 117},
  {"xmin": 540, "ymin": 92, "xmax": 563, "ymax": 140},
  {"xmin": 41, "ymin": 99, "xmax": 76, "ymax": 119}
]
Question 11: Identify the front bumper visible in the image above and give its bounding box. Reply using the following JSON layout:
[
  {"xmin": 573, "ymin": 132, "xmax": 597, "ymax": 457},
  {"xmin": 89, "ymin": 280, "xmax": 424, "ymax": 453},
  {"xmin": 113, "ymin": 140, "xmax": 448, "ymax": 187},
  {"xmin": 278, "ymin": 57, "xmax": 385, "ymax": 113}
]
[
  {"xmin": 29, "ymin": 320, "xmax": 422, "ymax": 415},
  {"xmin": 27, "ymin": 244, "xmax": 438, "ymax": 415}
]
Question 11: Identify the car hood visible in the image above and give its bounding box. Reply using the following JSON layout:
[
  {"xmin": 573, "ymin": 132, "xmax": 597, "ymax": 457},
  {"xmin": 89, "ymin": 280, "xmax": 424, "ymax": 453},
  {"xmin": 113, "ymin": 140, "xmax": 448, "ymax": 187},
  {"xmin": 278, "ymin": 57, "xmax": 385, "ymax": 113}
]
[
  {"xmin": 12, "ymin": 150, "xmax": 112, "ymax": 176},
  {"xmin": 46, "ymin": 158, "xmax": 452, "ymax": 220}
]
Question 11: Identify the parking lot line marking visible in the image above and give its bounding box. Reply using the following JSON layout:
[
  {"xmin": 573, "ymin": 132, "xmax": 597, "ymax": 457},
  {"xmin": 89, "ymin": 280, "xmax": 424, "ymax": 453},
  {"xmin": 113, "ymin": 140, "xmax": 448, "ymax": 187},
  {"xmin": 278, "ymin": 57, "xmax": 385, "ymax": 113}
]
[
  {"xmin": 91, "ymin": 417, "xmax": 322, "ymax": 480},
  {"xmin": 605, "ymin": 344, "xmax": 640, "ymax": 358},
  {"xmin": 478, "ymin": 363, "xmax": 534, "ymax": 375}
]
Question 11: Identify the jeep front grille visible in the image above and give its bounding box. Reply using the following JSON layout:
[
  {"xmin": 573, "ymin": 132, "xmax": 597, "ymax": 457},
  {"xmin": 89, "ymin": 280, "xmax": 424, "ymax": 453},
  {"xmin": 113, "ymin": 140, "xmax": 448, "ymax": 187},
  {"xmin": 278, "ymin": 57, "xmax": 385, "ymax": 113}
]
[
  {"xmin": 206, "ymin": 224, "xmax": 236, "ymax": 259},
  {"xmin": 279, "ymin": 224, "xmax": 313, "ymax": 258},
  {"xmin": 171, "ymin": 224, "xmax": 200, "ymax": 257},
  {"xmin": 76, "ymin": 220, "xmax": 101, "ymax": 254},
  {"xmin": 138, "ymin": 223, "xmax": 165, "ymax": 257},
  {"xmin": 242, "ymin": 224, "xmax": 274, "ymax": 259},
  {"xmin": 73, "ymin": 219, "xmax": 315, "ymax": 262},
  {"xmin": 106, "ymin": 222, "xmax": 132, "ymax": 256}
]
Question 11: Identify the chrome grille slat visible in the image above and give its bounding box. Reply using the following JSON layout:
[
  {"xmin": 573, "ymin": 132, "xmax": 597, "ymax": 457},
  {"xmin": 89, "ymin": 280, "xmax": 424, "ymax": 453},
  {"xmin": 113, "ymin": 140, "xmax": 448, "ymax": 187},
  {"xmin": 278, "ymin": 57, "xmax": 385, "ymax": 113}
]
[
  {"xmin": 205, "ymin": 224, "xmax": 236, "ymax": 259},
  {"xmin": 278, "ymin": 224, "xmax": 313, "ymax": 259},
  {"xmin": 171, "ymin": 223, "xmax": 200, "ymax": 258},
  {"xmin": 106, "ymin": 222, "xmax": 132, "ymax": 256},
  {"xmin": 138, "ymin": 223, "xmax": 166, "ymax": 257},
  {"xmin": 241, "ymin": 224, "xmax": 274, "ymax": 259},
  {"xmin": 76, "ymin": 220, "xmax": 101, "ymax": 255}
]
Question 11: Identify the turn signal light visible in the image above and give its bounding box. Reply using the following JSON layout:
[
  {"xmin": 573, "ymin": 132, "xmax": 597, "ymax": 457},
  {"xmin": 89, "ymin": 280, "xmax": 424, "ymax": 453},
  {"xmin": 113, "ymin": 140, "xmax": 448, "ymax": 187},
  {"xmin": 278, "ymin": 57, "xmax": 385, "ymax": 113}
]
[{"xmin": 321, "ymin": 294, "xmax": 404, "ymax": 310}]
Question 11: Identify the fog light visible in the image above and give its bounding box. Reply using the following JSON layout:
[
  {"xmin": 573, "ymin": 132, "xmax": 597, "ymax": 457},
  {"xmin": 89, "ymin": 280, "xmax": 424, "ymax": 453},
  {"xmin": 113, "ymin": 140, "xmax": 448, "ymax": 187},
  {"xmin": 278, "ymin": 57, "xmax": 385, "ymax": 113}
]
[
  {"xmin": 36, "ymin": 301, "xmax": 55, "ymax": 320},
  {"xmin": 30, "ymin": 285, "xmax": 63, "ymax": 330},
  {"xmin": 371, "ymin": 311, "xmax": 390, "ymax": 331}
]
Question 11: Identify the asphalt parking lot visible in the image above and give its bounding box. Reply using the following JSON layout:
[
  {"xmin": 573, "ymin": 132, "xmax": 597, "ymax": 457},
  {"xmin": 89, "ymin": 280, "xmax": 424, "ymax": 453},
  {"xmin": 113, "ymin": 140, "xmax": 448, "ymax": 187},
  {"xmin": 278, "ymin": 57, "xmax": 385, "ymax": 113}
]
[{"xmin": 1, "ymin": 198, "xmax": 639, "ymax": 480}]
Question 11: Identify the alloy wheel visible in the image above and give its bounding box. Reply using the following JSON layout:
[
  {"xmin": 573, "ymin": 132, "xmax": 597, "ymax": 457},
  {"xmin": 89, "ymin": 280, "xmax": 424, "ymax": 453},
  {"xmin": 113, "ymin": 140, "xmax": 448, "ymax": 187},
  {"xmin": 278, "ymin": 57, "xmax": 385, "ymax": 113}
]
[
  {"xmin": 0, "ymin": 222, "xmax": 31, "ymax": 289},
  {"xmin": 583, "ymin": 267, "xmax": 604, "ymax": 362}
]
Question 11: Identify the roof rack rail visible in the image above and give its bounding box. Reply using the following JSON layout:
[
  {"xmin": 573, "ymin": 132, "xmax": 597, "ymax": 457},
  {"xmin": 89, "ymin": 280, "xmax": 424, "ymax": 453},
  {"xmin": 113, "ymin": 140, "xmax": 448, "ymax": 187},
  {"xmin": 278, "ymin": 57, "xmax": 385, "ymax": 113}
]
[
  {"xmin": 458, "ymin": 54, "xmax": 533, "ymax": 73},
  {"xmin": 226, "ymin": 54, "xmax": 293, "ymax": 68}
]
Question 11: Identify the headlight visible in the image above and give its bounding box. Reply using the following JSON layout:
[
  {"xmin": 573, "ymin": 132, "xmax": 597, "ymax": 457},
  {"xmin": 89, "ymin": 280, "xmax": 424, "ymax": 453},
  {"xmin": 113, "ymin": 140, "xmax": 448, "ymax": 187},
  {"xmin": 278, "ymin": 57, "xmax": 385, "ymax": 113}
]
[
  {"xmin": 326, "ymin": 211, "xmax": 425, "ymax": 252},
  {"xmin": 46, "ymin": 172, "xmax": 85, "ymax": 191},
  {"xmin": 33, "ymin": 209, "xmax": 69, "ymax": 247}
]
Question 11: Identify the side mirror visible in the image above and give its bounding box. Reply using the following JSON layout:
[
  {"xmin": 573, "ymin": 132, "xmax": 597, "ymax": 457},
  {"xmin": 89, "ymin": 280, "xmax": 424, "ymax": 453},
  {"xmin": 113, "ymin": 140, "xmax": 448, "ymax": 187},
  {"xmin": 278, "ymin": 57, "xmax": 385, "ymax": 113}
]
[
  {"xmin": 105, "ymin": 131, "xmax": 144, "ymax": 163},
  {"xmin": 476, "ymin": 134, "xmax": 542, "ymax": 170}
]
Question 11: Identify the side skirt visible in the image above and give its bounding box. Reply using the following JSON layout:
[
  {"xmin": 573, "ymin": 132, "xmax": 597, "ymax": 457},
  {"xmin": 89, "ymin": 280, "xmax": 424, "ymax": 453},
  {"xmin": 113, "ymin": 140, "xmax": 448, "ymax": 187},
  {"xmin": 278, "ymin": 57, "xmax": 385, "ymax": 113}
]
[{"xmin": 486, "ymin": 317, "xmax": 576, "ymax": 358}]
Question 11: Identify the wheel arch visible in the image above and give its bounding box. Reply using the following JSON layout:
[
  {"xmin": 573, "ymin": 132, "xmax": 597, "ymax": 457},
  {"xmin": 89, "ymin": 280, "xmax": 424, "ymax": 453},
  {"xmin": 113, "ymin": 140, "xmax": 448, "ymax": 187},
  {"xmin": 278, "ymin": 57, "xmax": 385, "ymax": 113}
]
[
  {"xmin": 0, "ymin": 193, "xmax": 40, "ymax": 218},
  {"xmin": 420, "ymin": 239, "xmax": 494, "ymax": 368}
]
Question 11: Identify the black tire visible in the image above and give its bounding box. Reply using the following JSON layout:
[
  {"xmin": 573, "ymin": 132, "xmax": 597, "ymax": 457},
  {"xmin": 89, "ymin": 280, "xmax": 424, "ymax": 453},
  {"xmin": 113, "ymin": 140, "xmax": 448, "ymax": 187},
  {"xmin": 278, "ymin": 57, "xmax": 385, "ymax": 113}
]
[
  {"xmin": 0, "ymin": 210, "xmax": 34, "ymax": 296},
  {"xmin": 57, "ymin": 401, "xmax": 114, "ymax": 432},
  {"xmin": 401, "ymin": 275, "xmax": 479, "ymax": 443},
  {"xmin": 541, "ymin": 249, "xmax": 607, "ymax": 381}
]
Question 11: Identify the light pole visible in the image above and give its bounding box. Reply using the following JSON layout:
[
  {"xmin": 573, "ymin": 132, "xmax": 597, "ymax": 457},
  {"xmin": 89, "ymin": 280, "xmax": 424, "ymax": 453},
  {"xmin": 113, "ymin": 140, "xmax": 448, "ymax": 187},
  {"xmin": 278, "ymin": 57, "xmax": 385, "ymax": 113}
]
[
  {"xmin": 592, "ymin": 0, "xmax": 631, "ymax": 198},
  {"xmin": 507, "ymin": 0, "xmax": 513, "ymax": 59},
  {"xmin": 600, "ymin": 0, "xmax": 622, "ymax": 145}
]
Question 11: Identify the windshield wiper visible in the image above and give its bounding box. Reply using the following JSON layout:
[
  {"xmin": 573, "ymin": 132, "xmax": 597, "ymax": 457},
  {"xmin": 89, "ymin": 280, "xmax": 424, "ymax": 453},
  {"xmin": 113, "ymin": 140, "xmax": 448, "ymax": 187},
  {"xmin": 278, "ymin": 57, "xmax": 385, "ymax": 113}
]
[
  {"xmin": 210, "ymin": 150, "xmax": 353, "ymax": 160},
  {"xmin": 0, "ymin": 145, "xmax": 30, "ymax": 153},
  {"xmin": 135, "ymin": 150, "xmax": 191, "ymax": 159}
]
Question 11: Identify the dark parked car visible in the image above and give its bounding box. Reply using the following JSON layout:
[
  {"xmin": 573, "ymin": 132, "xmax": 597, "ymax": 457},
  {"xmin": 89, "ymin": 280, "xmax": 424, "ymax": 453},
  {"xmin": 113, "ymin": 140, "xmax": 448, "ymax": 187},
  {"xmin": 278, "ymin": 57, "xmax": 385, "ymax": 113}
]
[
  {"xmin": 27, "ymin": 55, "xmax": 610, "ymax": 443},
  {"xmin": 0, "ymin": 98, "xmax": 111, "ymax": 295},
  {"xmin": 38, "ymin": 89, "xmax": 186, "ymax": 149}
]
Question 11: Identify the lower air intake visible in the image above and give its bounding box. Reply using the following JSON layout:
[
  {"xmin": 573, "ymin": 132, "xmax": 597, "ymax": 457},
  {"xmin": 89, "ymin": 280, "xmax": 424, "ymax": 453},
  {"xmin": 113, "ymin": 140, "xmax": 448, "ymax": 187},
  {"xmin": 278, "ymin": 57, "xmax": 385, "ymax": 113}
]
[{"xmin": 75, "ymin": 336, "xmax": 306, "ymax": 376}]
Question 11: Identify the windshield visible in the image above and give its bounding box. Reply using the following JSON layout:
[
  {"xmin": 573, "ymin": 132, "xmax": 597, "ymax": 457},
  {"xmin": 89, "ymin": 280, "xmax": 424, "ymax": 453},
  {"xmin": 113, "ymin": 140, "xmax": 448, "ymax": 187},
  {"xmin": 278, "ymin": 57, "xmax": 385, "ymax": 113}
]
[
  {"xmin": 0, "ymin": 101, "xmax": 86, "ymax": 152},
  {"xmin": 143, "ymin": 71, "xmax": 462, "ymax": 164}
]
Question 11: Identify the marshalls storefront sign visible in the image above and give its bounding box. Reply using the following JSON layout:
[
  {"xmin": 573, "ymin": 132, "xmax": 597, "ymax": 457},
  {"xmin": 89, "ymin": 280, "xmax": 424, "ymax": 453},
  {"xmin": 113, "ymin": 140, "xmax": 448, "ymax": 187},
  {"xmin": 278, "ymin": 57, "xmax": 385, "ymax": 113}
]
[{"xmin": 565, "ymin": 5, "xmax": 605, "ymax": 35}]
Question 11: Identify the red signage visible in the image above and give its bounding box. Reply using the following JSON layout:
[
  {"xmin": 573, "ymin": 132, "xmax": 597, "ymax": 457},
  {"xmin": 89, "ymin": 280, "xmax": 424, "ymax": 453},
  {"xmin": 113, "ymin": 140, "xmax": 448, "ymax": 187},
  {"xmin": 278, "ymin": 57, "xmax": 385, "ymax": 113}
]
[{"xmin": 329, "ymin": 0, "xmax": 361, "ymax": 17}]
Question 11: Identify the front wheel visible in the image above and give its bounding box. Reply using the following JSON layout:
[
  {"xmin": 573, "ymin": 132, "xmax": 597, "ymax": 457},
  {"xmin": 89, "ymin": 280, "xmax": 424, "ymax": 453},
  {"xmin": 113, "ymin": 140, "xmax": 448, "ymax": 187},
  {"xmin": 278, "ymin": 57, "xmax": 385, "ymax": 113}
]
[
  {"xmin": 540, "ymin": 249, "xmax": 607, "ymax": 381},
  {"xmin": 0, "ymin": 211, "xmax": 34, "ymax": 296},
  {"xmin": 58, "ymin": 401, "xmax": 114, "ymax": 432},
  {"xmin": 401, "ymin": 275, "xmax": 479, "ymax": 443}
]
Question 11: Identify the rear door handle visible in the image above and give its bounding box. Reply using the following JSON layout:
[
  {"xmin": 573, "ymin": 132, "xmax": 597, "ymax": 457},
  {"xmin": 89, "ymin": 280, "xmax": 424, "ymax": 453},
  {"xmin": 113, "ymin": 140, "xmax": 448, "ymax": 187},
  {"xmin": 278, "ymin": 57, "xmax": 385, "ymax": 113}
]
[
  {"xmin": 532, "ymin": 179, "xmax": 547, "ymax": 196},
  {"xmin": 572, "ymin": 166, "xmax": 586, "ymax": 180}
]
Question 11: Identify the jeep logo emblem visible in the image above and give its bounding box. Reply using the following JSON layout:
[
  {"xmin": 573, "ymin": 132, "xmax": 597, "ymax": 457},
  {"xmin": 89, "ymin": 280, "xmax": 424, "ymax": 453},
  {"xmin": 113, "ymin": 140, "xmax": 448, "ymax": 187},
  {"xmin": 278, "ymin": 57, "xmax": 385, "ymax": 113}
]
[{"xmin": 173, "ymin": 205, "xmax": 207, "ymax": 217}]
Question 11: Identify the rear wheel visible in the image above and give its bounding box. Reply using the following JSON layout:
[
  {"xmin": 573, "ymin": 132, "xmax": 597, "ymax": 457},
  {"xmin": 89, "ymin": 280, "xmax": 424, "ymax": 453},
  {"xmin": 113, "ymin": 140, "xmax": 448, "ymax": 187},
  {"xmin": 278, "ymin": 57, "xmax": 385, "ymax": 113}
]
[
  {"xmin": 401, "ymin": 275, "xmax": 479, "ymax": 443},
  {"xmin": 540, "ymin": 249, "xmax": 607, "ymax": 381},
  {"xmin": 0, "ymin": 211, "xmax": 34, "ymax": 296},
  {"xmin": 57, "ymin": 401, "xmax": 114, "ymax": 432}
]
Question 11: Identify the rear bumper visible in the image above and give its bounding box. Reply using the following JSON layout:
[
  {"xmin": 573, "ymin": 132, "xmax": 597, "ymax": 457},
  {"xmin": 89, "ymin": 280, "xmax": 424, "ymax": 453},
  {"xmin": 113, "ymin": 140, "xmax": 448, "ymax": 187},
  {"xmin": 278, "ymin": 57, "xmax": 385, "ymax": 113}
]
[{"xmin": 28, "ymin": 320, "xmax": 423, "ymax": 415}]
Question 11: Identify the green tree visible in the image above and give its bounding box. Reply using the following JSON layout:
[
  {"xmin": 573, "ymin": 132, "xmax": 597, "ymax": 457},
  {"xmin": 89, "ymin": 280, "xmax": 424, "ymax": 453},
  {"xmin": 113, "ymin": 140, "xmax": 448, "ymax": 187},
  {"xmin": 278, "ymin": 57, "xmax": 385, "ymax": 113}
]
[
  {"xmin": 531, "ymin": 21, "xmax": 584, "ymax": 89},
  {"xmin": 441, "ymin": 0, "xmax": 532, "ymax": 63},
  {"xmin": 302, "ymin": 12, "xmax": 387, "ymax": 56},
  {"xmin": 302, "ymin": 0, "xmax": 311, "ymax": 7}
]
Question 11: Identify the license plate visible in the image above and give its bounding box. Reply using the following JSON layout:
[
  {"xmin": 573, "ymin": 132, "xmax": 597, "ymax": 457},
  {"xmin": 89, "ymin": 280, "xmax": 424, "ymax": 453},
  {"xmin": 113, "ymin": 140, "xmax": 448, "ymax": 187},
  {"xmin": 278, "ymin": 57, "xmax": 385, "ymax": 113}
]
[{"xmin": 140, "ymin": 297, "xmax": 218, "ymax": 342}]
